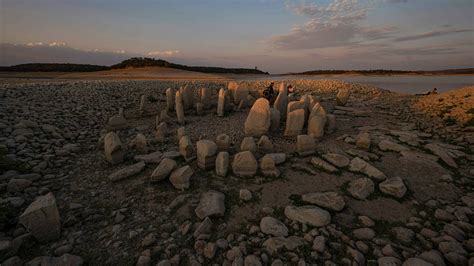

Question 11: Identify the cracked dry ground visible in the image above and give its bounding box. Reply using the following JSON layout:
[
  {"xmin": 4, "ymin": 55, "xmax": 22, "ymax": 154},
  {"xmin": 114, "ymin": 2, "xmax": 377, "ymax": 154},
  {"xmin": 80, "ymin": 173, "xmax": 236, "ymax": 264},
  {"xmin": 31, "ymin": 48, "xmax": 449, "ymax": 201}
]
[{"xmin": 0, "ymin": 80, "xmax": 473, "ymax": 266}]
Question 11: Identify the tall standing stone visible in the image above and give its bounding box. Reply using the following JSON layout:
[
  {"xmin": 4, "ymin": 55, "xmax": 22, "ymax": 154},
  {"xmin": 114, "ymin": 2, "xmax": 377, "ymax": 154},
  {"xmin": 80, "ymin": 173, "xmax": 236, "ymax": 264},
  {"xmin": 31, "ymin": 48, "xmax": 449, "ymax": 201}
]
[
  {"xmin": 19, "ymin": 193, "xmax": 61, "ymax": 242},
  {"xmin": 228, "ymin": 81, "xmax": 239, "ymax": 103},
  {"xmin": 139, "ymin": 95, "xmax": 146, "ymax": 116},
  {"xmin": 215, "ymin": 152, "xmax": 229, "ymax": 177},
  {"xmin": 234, "ymin": 83, "xmax": 249, "ymax": 105},
  {"xmin": 201, "ymin": 87, "xmax": 212, "ymax": 110},
  {"xmin": 284, "ymin": 109, "xmax": 305, "ymax": 137},
  {"xmin": 182, "ymin": 85, "xmax": 194, "ymax": 110},
  {"xmin": 179, "ymin": 135, "xmax": 194, "ymax": 160},
  {"xmin": 244, "ymin": 98, "xmax": 271, "ymax": 137},
  {"xmin": 217, "ymin": 88, "xmax": 226, "ymax": 117},
  {"xmin": 270, "ymin": 108, "xmax": 280, "ymax": 132},
  {"xmin": 197, "ymin": 140, "xmax": 218, "ymax": 170},
  {"xmin": 104, "ymin": 132, "xmax": 125, "ymax": 164},
  {"xmin": 175, "ymin": 91, "xmax": 185, "ymax": 125},
  {"xmin": 166, "ymin": 88, "xmax": 174, "ymax": 111},
  {"xmin": 274, "ymin": 82, "xmax": 288, "ymax": 122}
]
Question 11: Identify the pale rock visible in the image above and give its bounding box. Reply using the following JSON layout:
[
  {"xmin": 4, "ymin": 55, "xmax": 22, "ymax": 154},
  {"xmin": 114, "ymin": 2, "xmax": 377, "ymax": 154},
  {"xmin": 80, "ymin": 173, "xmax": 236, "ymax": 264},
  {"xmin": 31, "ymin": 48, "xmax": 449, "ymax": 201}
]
[
  {"xmin": 266, "ymin": 153, "xmax": 286, "ymax": 165},
  {"xmin": 108, "ymin": 161, "xmax": 146, "ymax": 182},
  {"xmin": 175, "ymin": 91, "xmax": 185, "ymax": 125},
  {"xmin": 244, "ymin": 98, "xmax": 271, "ymax": 137},
  {"xmin": 322, "ymin": 153, "xmax": 350, "ymax": 168},
  {"xmin": 349, "ymin": 157, "xmax": 386, "ymax": 180},
  {"xmin": 240, "ymin": 137, "xmax": 257, "ymax": 153},
  {"xmin": 355, "ymin": 132, "xmax": 371, "ymax": 150},
  {"xmin": 311, "ymin": 157, "xmax": 338, "ymax": 173},
  {"xmin": 215, "ymin": 152, "xmax": 229, "ymax": 177},
  {"xmin": 195, "ymin": 191, "xmax": 226, "ymax": 219},
  {"xmin": 232, "ymin": 151, "xmax": 258, "ymax": 178},
  {"xmin": 302, "ymin": 192, "xmax": 345, "ymax": 211},
  {"xmin": 151, "ymin": 158, "xmax": 177, "ymax": 182},
  {"xmin": 379, "ymin": 140, "xmax": 409, "ymax": 153},
  {"xmin": 216, "ymin": 134, "xmax": 230, "ymax": 151},
  {"xmin": 257, "ymin": 135, "xmax": 273, "ymax": 153},
  {"xmin": 260, "ymin": 217, "xmax": 288, "ymax": 237},
  {"xmin": 196, "ymin": 140, "xmax": 218, "ymax": 170},
  {"xmin": 170, "ymin": 165, "xmax": 193, "ymax": 190},
  {"xmin": 166, "ymin": 88, "xmax": 174, "ymax": 111},
  {"xmin": 19, "ymin": 193, "xmax": 60, "ymax": 242},
  {"xmin": 260, "ymin": 154, "xmax": 280, "ymax": 178},
  {"xmin": 284, "ymin": 109, "xmax": 305, "ymax": 137},
  {"xmin": 348, "ymin": 178, "xmax": 374, "ymax": 200},
  {"xmin": 179, "ymin": 136, "xmax": 194, "ymax": 159},
  {"xmin": 336, "ymin": 89, "xmax": 350, "ymax": 106},
  {"xmin": 217, "ymin": 88, "xmax": 226, "ymax": 117},
  {"xmin": 379, "ymin": 177, "xmax": 407, "ymax": 198},
  {"xmin": 284, "ymin": 205, "xmax": 331, "ymax": 227},
  {"xmin": 239, "ymin": 189, "xmax": 252, "ymax": 201},
  {"xmin": 273, "ymin": 82, "xmax": 288, "ymax": 122},
  {"xmin": 129, "ymin": 133, "xmax": 148, "ymax": 153}
]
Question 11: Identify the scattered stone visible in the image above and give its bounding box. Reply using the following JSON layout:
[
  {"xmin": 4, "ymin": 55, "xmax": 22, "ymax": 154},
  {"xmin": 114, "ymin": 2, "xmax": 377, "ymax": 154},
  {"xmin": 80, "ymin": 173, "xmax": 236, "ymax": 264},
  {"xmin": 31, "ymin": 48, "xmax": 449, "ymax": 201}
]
[
  {"xmin": 348, "ymin": 178, "xmax": 374, "ymax": 200},
  {"xmin": 355, "ymin": 132, "xmax": 371, "ymax": 150},
  {"xmin": 260, "ymin": 154, "xmax": 280, "ymax": 178},
  {"xmin": 195, "ymin": 191, "xmax": 226, "ymax": 219},
  {"xmin": 297, "ymin": 135, "xmax": 316, "ymax": 156},
  {"xmin": 311, "ymin": 157, "xmax": 338, "ymax": 173},
  {"xmin": 336, "ymin": 89, "xmax": 350, "ymax": 106},
  {"xmin": 215, "ymin": 152, "xmax": 229, "ymax": 177},
  {"xmin": 260, "ymin": 217, "xmax": 288, "ymax": 237},
  {"xmin": 129, "ymin": 133, "xmax": 148, "ymax": 153},
  {"xmin": 155, "ymin": 122, "xmax": 167, "ymax": 142},
  {"xmin": 108, "ymin": 161, "xmax": 146, "ymax": 182},
  {"xmin": 104, "ymin": 132, "xmax": 125, "ymax": 164},
  {"xmin": 349, "ymin": 157, "xmax": 386, "ymax": 180},
  {"xmin": 151, "ymin": 158, "xmax": 177, "ymax": 182},
  {"xmin": 239, "ymin": 189, "xmax": 252, "ymax": 201},
  {"xmin": 379, "ymin": 177, "xmax": 407, "ymax": 198},
  {"xmin": 321, "ymin": 153, "xmax": 350, "ymax": 168},
  {"xmin": 197, "ymin": 140, "xmax": 218, "ymax": 170},
  {"xmin": 179, "ymin": 135, "xmax": 194, "ymax": 159},
  {"xmin": 325, "ymin": 114, "xmax": 337, "ymax": 133},
  {"xmin": 25, "ymin": 254, "xmax": 84, "ymax": 266},
  {"xmin": 240, "ymin": 137, "xmax": 257, "ymax": 153},
  {"xmin": 353, "ymin": 228, "xmax": 376, "ymax": 240},
  {"xmin": 170, "ymin": 165, "xmax": 193, "ymax": 190},
  {"xmin": 266, "ymin": 153, "xmax": 286, "ymax": 165},
  {"xmin": 244, "ymin": 98, "xmax": 271, "ymax": 137},
  {"xmin": 19, "ymin": 193, "xmax": 61, "ymax": 242},
  {"xmin": 7, "ymin": 179, "xmax": 32, "ymax": 193},
  {"xmin": 216, "ymin": 134, "xmax": 230, "ymax": 151},
  {"xmin": 302, "ymin": 192, "xmax": 345, "ymax": 211},
  {"xmin": 379, "ymin": 140, "xmax": 409, "ymax": 153},
  {"xmin": 284, "ymin": 205, "xmax": 331, "ymax": 227},
  {"xmin": 257, "ymin": 135, "xmax": 273, "ymax": 153},
  {"xmin": 232, "ymin": 151, "xmax": 258, "ymax": 178},
  {"xmin": 274, "ymin": 82, "xmax": 288, "ymax": 122},
  {"xmin": 425, "ymin": 143, "xmax": 458, "ymax": 168}
]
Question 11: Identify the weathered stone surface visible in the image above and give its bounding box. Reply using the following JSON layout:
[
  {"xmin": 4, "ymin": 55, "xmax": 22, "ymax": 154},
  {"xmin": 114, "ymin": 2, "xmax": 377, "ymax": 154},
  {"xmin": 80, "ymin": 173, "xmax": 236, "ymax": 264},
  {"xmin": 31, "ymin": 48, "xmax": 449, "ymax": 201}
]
[
  {"xmin": 353, "ymin": 227, "xmax": 376, "ymax": 240},
  {"xmin": 260, "ymin": 217, "xmax": 288, "ymax": 237},
  {"xmin": 182, "ymin": 85, "xmax": 194, "ymax": 110},
  {"xmin": 139, "ymin": 94, "xmax": 146, "ymax": 116},
  {"xmin": 108, "ymin": 115, "xmax": 127, "ymax": 128},
  {"xmin": 257, "ymin": 135, "xmax": 273, "ymax": 153},
  {"xmin": 177, "ymin": 127, "xmax": 186, "ymax": 141},
  {"xmin": 308, "ymin": 103, "xmax": 327, "ymax": 138},
  {"xmin": 244, "ymin": 98, "xmax": 271, "ymax": 137},
  {"xmin": 260, "ymin": 154, "xmax": 280, "ymax": 178},
  {"xmin": 270, "ymin": 108, "xmax": 280, "ymax": 132},
  {"xmin": 322, "ymin": 153, "xmax": 350, "ymax": 168},
  {"xmin": 108, "ymin": 161, "xmax": 146, "ymax": 182},
  {"xmin": 348, "ymin": 178, "xmax": 374, "ymax": 200},
  {"xmin": 297, "ymin": 135, "xmax": 316, "ymax": 156},
  {"xmin": 166, "ymin": 88, "xmax": 174, "ymax": 111},
  {"xmin": 267, "ymin": 153, "xmax": 286, "ymax": 165},
  {"xmin": 336, "ymin": 89, "xmax": 350, "ymax": 106},
  {"xmin": 349, "ymin": 157, "xmax": 386, "ymax": 180},
  {"xmin": 239, "ymin": 189, "xmax": 252, "ymax": 201},
  {"xmin": 170, "ymin": 165, "xmax": 193, "ymax": 190},
  {"xmin": 215, "ymin": 152, "xmax": 229, "ymax": 177},
  {"xmin": 284, "ymin": 109, "xmax": 305, "ymax": 137},
  {"xmin": 325, "ymin": 114, "xmax": 336, "ymax": 134},
  {"xmin": 378, "ymin": 256, "xmax": 402, "ymax": 266},
  {"xmin": 355, "ymin": 132, "xmax": 371, "ymax": 150},
  {"xmin": 402, "ymin": 258, "xmax": 432, "ymax": 266},
  {"xmin": 284, "ymin": 205, "xmax": 331, "ymax": 227},
  {"xmin": 217, "ymin": 88, "xmax": 226, "ymax": 117},
  {"xmin": 379, "ymin": 177, "xmax": 407, "ymax": 198},
  {"xmin": 200, "ymin": 87, "xmax": 212, "ymax": 110},
  {"xmin": 134, "ymin": 151, "xmax": 163, "ymax": 164},
  {"xmin": 302, "ymin": 192, "xmax": 345, "ymax": 211},
  {"xmin": 196, "ymin": 140, "xmax": 218, "ymax": 170},
  {"xmin": 234, "ymin": 83, "xmax": 249, "ymax": 105},
  {"xmin": 179, "ymin": 136, "xmax": 194, "ymax": 159},
  {"xmin": 379, "ymin": 140, "xmax": 409, "ymax": 153},
  {"xmin": 7, "ymin": 179, "xmax": 32, "ymax": 192},
  {"xmin": 155, "ymin": 122, "xmax": 167, "ymax": 142},
  {"xmin": 19, "ymin": 193, "xmax": 60, "ymax": 242},
  {"xmin": 151, "ymin": 158, "xmax": 177, "ymax": 182},
  {"xmin": 129, "ymin": 133, "xmax": 148, "ymax": 153},
  {"xmin": 232, "ymin": 151, "xmax": 258, "ymax": 178},
  {"xmin": 104, "ymin": 132, "xmax": 125, "ymax": 164},
  {"xmin": 175, "ymin": 91, "xmax": 185, "ymax": 125},
  {"xmin": 240, "ymin": 137, "xmax": 257, "ymax": 153},
  {"xmin": 216, "ymin": 134, "xmax": 230, "ymax": 151},
  {"xmin": 425, "ymin": 143, "xmax": 458, "ymax": 168},
  {"xmin": 311, "ymin": 157, "xmax": 338, "ymax": 173},
  {"xmin": 195, "ymin": 191, "xmax": 225, "ymax": 219},
  {"xmin": 273, "ymin": 82, "xmax": 288, "ymax": 122}
]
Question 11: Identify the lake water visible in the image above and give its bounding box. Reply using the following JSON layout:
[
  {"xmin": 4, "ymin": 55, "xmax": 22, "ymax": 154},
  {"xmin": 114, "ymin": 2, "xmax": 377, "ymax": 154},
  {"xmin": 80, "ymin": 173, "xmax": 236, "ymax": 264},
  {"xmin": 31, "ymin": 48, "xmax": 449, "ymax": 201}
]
[{"xmin": 243, "ymin": 75, "xmax": 474, "ymax": 94}]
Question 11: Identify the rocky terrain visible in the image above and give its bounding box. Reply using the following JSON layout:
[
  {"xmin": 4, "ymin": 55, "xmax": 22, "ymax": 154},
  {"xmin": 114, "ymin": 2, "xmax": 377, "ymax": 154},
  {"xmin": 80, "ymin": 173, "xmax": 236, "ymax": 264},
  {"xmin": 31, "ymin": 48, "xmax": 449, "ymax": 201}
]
[{"xmin": 0, "ymin": 79, "xmax": 473, "ymax": 266}]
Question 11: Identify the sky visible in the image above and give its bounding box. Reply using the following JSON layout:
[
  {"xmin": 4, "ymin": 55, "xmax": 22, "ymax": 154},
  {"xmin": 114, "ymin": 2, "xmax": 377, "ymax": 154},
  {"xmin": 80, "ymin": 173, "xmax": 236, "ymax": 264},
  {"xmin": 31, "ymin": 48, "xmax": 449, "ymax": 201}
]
[{"xmin": 1, "ymin": 0, "xmax": 473, "ymax": 73}]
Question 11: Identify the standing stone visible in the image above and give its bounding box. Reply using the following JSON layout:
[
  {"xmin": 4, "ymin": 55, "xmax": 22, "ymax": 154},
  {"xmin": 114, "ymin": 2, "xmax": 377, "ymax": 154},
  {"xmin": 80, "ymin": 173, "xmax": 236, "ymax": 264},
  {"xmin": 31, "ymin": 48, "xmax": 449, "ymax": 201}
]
[
  {"xmin": 257, "ymin": 135, "xmax": 273, "ymax": 153},
  {"xmin": 270, "ymin": 108, "xmax": 280, "ymax": 132},
  {"xmin": 379, "ymin": 177, "xmax": 407, "ymax": 198},
  {"xmin": 170, "ymin": 165, "xmax": 193, "ymax": 190},
  {"xmin": 297, "ymin": 135, "xmax": 316, "ymax": 156},
  {"xmin": 227, "ymin": 81, "xmax": 239, "ymax": 103},
  {"xmin": 336, "ymin": 89, "xmax": 350, "ymax": 106},
  {"xmin": 160, "ymin": 109, "xmax": 171, "ymax": 123},
  {"xmin": 261, "ymin": 154, "xmax": 280, "ymax": 178},
  {"xmin": 151, "ymin": 158, "xmax": 177, "ymax": 182},
  {"xmin": 155, "ymin": 122, "xmax": 167, "ymax": 142},
  {"xmin": 177, "ymin": 127, "xmax": 186, "ymax": 141},
  {"xmin": 196, "ymin": 102, "xmax": 204, "ymax": 115},
  {"xmin": 129, "ymin": 133, "xmax": 148, "ymax": 153},
  {"xmin": 195, "ymin": 191, "xmax": 226, "ymax": 219},
  {"xmin": 166, "ymin": 88, "xmax": 174, "ymax": 111},
  {"xmin": 325, "ymin": 114, "xmax": 336, "ymax": 134},
  {"xmin": 139, "ymin": 95, "xmax": 146, "ymax": 116},
  {"xmin": 215, "ymin": 152, "xmax": 229, "ymax": 177},
  {"xmin": 182, "ymin": 85, "xmax": 194, "ymax": 110},
  {"xmin": 284, "ymin": 109, "xmax": 305, "ymax": 137},
  {"xmin": 234, "ymin": 83, "xmax": 249, "ymax": 105},
  {"xmin": 348, "ymin": 178, "xmax": 374, "ymax": 200},
  {"xmin": 274, "ymin": 82, "xmax": 288, "ymax": 122},
  {"xmin": 175, "ymin": 91, "xmax": 185, "ymax": 125},
  {"xmin": 104, "ymin": 132, "xmax": 125, "ymax": 164},
  {"xmin": 179, "ymin": 136, "xmax": 194, "ymax": 160},
  {"xmin": 240, "ymin": 137, "xmax": 257, "ymax": 153},
  {"xmin": 244, "ymin": 98, "xmax": 271, "ymax": 137},
  {"xmin": 287, "ymin": 101, "xmax": 306, "ymax": 116},
  {"xmin": 216, "ymin": 134, "xmax": 230, "ymax": 151},
  {"xmin": 356, "ymin": 132, "xmax": 371, "ymax": 150},
  {"xmin": 232, "ymin": 151, "xmax": 258, "ymax": 177},
  {"xmin": 217, "ymin": 88, "xmax": 226, "ymax": 117},
  {"xmin": 308, "ymin": 103, "xmax": 327, "ymax": 138},
  {"xmin": 197, "ymin": 140, "xmax": 218, "ymax": 170},
  {"xmin": 19, "ymin": 193, "xmax": 60, "ymax": 242},
  {"xmin": 201, "ymin": 87, "xmax": 212, "ymax": 109}
]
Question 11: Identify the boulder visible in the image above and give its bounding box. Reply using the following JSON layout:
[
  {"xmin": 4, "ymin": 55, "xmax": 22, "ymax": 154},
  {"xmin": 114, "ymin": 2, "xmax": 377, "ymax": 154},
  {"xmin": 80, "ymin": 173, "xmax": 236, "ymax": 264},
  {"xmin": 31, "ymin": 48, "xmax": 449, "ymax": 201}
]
[
  {"xmin": 348, "ymin": 178, "xmax": 374, "ymax": 200},
  {"xmin": 170, "ymin": 165, "xmax": 193, "ymax": 190},
  {"xmin": 260, "ymin": 217, "xmax": 288, "ymax": 237},
  {"xmin": 239, "ymin": 189, "xmax": 252, "ymax": 201},
  {"xmin": 182, "ymin": 85, "xmax": 194, "ymax": 110},
  {"xmin": 355, "ymin": 132, "xmax": 371, "ymax": 150},
  {"xmin": 234, "ymin": 83, "xmax": 249, "ymax": 105},
  {"xmin": 200, "ymin": 87, "xmax": 212, "ymax": 109},
  {"xmin": 108, "ymin": 161, "xmax": 146, "ymax": 182},
  {"xmin": 260, "ymin": 154, "xmax": 280, "ymax": 178},
  {"xmin": 134, "ymin": 151, "xmax": 163, "ymax": 164},
  {"xmin": 240, "ymin": 137, "xmax": 257, "ymax": 153},
  {"xmin": 284, "ymin": 205, "xmax": 331, "ymax": 227},
  {"xmin": 266, "ymin": 153, "xmax": 286, "ymax": 165},
  {"xmin": 302, "ymin": 192, "xmax": 345, "ymax": 211},
  {"xmin": 19, "ymin": 193, "xmax": 60, "ymax": 242},
  {"xmin": 129, "ymin": 133, "xmax": 148, "ymax": 153},
  {"xmin": 297, "ymin": 135, "xmax": 316, "ymax": 156},
  {"xmin": 179, "ymin": 136, "xmax": 194, "ymax": 159},
  {"xmin": 336, "ymin": 89, "xmax": 350, "ymax": 106},
  {"xmin": 307, "ymin": 115, "xmax": 326, "ymax": 138},
  {"xmin": 244, "ymin": 98, "xmax": 271, "ymax": 137},
  {"xmin": 232, "ymin": 151, "xmax": 258, "ymax": 178},
  {"xmin": 151, "ymin": 158, "xmax": 177, "ymax": 182},
  {"xmin": 177, "ymin": 127, "xmax": 186, "ymax": 141},
  {"xmin": 108, "ymin": 115, "xmax": 127, "ymax": 128},
  {"xmin": 195, "ymin": 191, "xmax": 226, "ymax": 219},
  {"xmin": 215, "ymin": 152, "xmax": 229, "ymax": 177},
  {"xmin": 197, "ymin": 140, "xmax": 218, "ymax": 170},
  {"xmin": 349, "ymin": 157, "xmax": 386, "ymax": 180},
  {"xmin": 284, "ymin": 109, "xmax": 305, "ymax": 137},
  {"xmin": 104, "ymin": 132, "xmax": 125, "ymax": 164},
  {"xmin": 216, "ymin": 134, "xmax": 230, "ymax": 151},
  {"xmin": 379, "ymin": 177, "xmax": 407, "ymax": 198}
]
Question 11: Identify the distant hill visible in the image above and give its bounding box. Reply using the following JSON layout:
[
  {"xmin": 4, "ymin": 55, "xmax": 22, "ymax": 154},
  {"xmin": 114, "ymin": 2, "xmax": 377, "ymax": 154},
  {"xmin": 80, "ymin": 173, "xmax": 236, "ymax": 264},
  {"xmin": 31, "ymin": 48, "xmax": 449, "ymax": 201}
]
[
  {"xmin": 111, "ymin": 57, "xmax": 269, "ymax": 75},
  {"xmin": 283, "ymin": 68, "xmax": 474, "ymax": 75},
  {"xmin": 0, "ymin": 63, "xmax": 110, "ymax": 72}
]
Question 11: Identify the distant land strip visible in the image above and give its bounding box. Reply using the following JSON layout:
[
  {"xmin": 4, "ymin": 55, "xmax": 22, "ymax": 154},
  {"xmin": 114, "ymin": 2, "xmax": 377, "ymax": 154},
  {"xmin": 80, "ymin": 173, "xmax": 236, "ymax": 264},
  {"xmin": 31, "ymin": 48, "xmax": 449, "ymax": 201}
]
[{"xmin": 281, "ymin": 68, "xmax": 474, "ymax": 75}]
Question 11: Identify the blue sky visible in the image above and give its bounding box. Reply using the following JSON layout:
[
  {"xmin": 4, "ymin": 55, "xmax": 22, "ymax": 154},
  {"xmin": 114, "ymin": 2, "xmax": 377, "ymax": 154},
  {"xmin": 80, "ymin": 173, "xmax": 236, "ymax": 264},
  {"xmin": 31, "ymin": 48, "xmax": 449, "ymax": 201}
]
[{"xmin": 1, "ymin": 0, "xmax": 473, "ymax": 73}]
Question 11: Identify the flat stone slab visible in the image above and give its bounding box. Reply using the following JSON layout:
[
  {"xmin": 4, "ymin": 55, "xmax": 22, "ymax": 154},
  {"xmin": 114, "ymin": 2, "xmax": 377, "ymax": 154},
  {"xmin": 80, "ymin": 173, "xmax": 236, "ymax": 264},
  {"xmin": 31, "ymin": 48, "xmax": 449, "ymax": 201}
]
[
  {"xmin": 195, "ymin": 191, "xmax": 226, "ymax": 220},
  {"xmin": 108, "ymin": 161, "xmax": 146, "ymax": 182},
  {"xmin": 284, "ymin": 205, "xmax": 331, "ymax": 227}
]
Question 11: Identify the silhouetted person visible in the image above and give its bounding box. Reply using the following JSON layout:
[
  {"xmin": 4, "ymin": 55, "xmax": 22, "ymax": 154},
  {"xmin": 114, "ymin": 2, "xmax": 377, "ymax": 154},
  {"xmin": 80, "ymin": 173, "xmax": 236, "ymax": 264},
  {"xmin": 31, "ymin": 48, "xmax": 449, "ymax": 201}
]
[
  {"xmin": 416, "ymin": 87, "xmax": 438, "ymax": 96},
  {"xmin": 263, "ymin": 82, "xmax": 275, "ymax": 103}
]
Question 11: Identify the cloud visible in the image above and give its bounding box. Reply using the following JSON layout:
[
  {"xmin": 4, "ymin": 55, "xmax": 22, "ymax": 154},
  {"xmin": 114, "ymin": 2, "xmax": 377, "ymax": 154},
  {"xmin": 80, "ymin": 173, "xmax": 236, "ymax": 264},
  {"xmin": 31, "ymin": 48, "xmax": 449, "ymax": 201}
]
[
  {"xmin": 393, "ymin": 28, "xmax": 473, "ymax": 42},
  {"xmin": 147, "ymin": 50, "xmax": 180, "ymax": 57}
]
